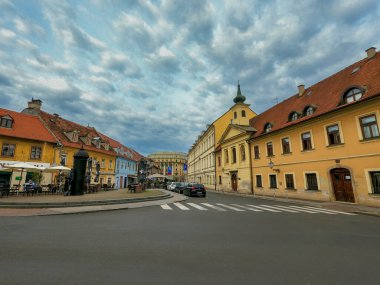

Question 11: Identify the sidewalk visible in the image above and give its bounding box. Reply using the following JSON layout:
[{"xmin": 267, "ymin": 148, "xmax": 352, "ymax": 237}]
[
  {"xmin": 208, "ymin": 189, "xmax": 380, "ymax": 217},
  {"xmin": 0, "ymin": 189, "xmax": 186, "ymax": 217}
]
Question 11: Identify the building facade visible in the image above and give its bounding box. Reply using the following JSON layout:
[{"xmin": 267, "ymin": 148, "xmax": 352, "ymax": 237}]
[
  {"xmin": 0, "ymin": 108, "xmax": 57, "ymax": 187},
  {"xmin": 248, "ymin": 47, "xmax": 380, "ymax": 207},
  {"xmin": 188, "ymin": 83, "xmax": 256, "ymax": 190},
  {"xmin": 22, "ymin": 99, "xmax": 117, "ymax": 187},
  {"xmin": 147, "ymin": 151, "xmax": 187, "ymax": 181}
]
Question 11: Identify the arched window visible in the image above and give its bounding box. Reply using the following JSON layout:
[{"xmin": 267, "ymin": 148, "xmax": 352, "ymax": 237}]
[
  {"xmin": 288, "ymin": 112, "xmax": 299, "ymax": 122},
  {"xmin": 242, "ymin": 110, "xmax": 246, "ymax": 117},
  {"xmin": 303, "ymin": 106, "xmax": 315, "ymax": 116},
  {"xmin": 232, "ymin": 147, "xmax": 237, "ymax": 163},
  {"xmin": 264, "ymin": 123, "xmax": 272, "ymax": 133},
  {"xmin": 240, "ymin": 145, "xmax": 246, "ymax": 161},
  {"xmin": 343, "ymin": 88, "xmax": 363, "ymax": 104}
]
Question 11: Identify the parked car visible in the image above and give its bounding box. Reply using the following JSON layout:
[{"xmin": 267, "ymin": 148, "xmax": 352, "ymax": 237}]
[
  {"xmin": 173, "ymin": 182, "xmax": 187, "ymax": 194},
  {"xmin": 183, "ymin": 183, "xmax": 206, "ymax": 197},
  {"xmin": 166, "ymin": 182, "xmax": 174, "ymax": 190}
]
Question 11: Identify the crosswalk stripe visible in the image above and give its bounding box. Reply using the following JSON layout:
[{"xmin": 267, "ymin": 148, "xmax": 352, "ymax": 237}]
[
  {"xmin": 161, "ymin": 204, "xmax": 172, "ymax": 210},
  {"xmin": 231, "ymin": 204, "xmax": 263, "ymax": 212},
  {"xmin": 201, "ymin": 203, "xmax": 227, "ymax": 211},
  {"xmin": 273, "ymin": 205, "xmax": 317, "ymax": 213},
  {"xmin": 173, "ymin": 203, "xmax": 190, "ymax": 210},
  {"xmin": 287, "ymin": 205, "xmax": 334, "ymax": 214},
  {"xmin": 187, "ymin": 203, "xmax": 208, "ymax": 210},
  {"xmin": 216, "ymin": 203, "xmax": 246, "ymax": 211},
  {"xmin": 260, "ymin": 205, "xmax": 300, "ymax": 213},
  {"xmin": 301, "ymin": 206, "xmax": 357, "ymax": 216},
  {"xmin": 246, "ymin": 204, "xmax": 281, "ymax": 212}
]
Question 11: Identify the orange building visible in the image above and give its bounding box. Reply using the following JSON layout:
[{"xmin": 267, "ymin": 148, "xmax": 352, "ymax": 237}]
[{"xmin": 248, "ymin": 47, "xmax": 380, "ymax": 207}]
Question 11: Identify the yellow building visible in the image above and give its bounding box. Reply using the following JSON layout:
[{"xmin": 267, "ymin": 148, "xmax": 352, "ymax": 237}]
[
  {"xmin": 148, "ymin": 151, "xmax": 187, "ymax": 181},
  {"xmin": 248, "ymin": 47, "xmax": 380, "ymax": 207},
  {"xmin": 188, "ymin": 83, "xmax": 256, "ymax": 189},
  {"xmin": 22, "ymin": 99, "xmax": 117, "ymax": 187},
  {"xmin": 0, "ymin": 108, "xmax": 57, "ymax": 187}
]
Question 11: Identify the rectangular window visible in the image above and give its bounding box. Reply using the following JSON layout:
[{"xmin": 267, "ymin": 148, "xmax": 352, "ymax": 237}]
[
  {"xmin": 256, "ymin": 175, "xmax": 262, "ymax": 187},
  {"xmin": 269, "ymin": 174, "xmax": 277, "ymax": 188},
  {"xmin": 30, "ymin": 146, "xmax": 42, "ymax": 159},
  {"xmin": 301, "ymin": 132, "xmax": 313, "ymax": 151},
  {"xmin": 224, "ymin": 149, "xmax": 229, "ymax": 164},
  {"xmin": 101, "ymin": 159, "xmax": 105, "ymax": 168},
  {"xmin": 109, "ymin": 160, "xmax": 113, "ymax": 169},
  {"xmin": 327, "ymin": 124, "xmax": 341, "ymax": 145},
  {"xmin": 219, "ymin": 175, "xmax": 222, "ymax": 185},
  {"xmin": 232, "ymin": 147, "xmax": 237, "ymax": 163},
  {"xmin": 281, "ymin": 137, "xmax": 291, "ymax": 154},
  {"xmin": 1, "ymin": 143, "xmax": 15, "ymax": 157},
  {"xmin": 266, "ymin": 142, "xmax": 274, "ymax": 156},
  {"xmin": 369, "ymin": 171, "xmax": 380, "ymax": 194},
  {"xmin": 254, "ymin": 145, "xmax": 260, "ymax": 159},
  {"xmin": 218, "ymin": 156, "xmax": 221, "ymax": 166},
  {"xmin": 285, "ymin": 174, "xmax": 295, "ymax": 189},
  {"xmin": 306, "ymin": 173, "xmax": 318, "ymax": 190},
  {"xmin": 360, "ymin": 115, "xmax": 379, "ymax": 140}
]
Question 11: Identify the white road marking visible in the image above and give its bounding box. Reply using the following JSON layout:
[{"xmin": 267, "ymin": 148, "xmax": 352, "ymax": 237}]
[
  {"xmin": 246, "ymin": 204, "xmax": 281, "ymax": 212},
  {"xmin": 260, "ymin": 205, "xmax": 300, "ymax": 213},
  {"xmin": 201, "ymin": 203, "xmax": 227, "ymax": 211},
  {"xmin": 216, "ymin": 203, "xmax": 246, "ymax": 211},
  {"xmin": 301, "ymin": 206, "xmax": 357, "ymax": 216},
  {"xmin": 187, "ymin": 203, "xmax": 208, "ymax": 210},
  {"xmin": 287, "ymin": 205, "xmax": 333, "ymax": 214},
  {"xmin": 161, "ymin": 204, "xmax": 172, "ymax": 210},
  {"xmin": 231, "ymin": 204, "xmax": 263, "ymax": 212},
  {"xmin": 173, "ymin": 203, "xmax": 190, "ymax": 210}
]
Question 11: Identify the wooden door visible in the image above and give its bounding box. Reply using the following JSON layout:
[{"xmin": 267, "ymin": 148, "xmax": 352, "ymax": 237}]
[
  {"xmin": 330, "ymin": 168, "xmax": 355, "ymax": 203},
  {"xmin": 231, "ymin": 173, "xmax": 238, "ymax": 191}
]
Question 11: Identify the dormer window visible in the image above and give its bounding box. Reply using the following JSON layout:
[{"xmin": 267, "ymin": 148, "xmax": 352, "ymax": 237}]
[
  {"xmin": 86, "ymin": 136, "xmax": 91, "ymax": 145},
  {"xmin": 343, "ymin": 88, "xmax": 363, "ymax": 104},
  {"xmin": 0, "ymin": 115, "xmax": 13, "ymax": 128},
  {"xmin": 303, "ymin": 106, "xmax": 315, "ymax": 116},
  {"xmin": 264, "ymin": 123, "xmax": 272, "ymax": 133},
  {"xmin": 72, "ymin": 131, "xmax": 78, "ymax": 142},
  {"xmin": 288, "ymin": 112, "xmax": 299, "ymax": 122},
  {"xmin": 242, "ymin": 110, "xmax": 246, "ymax": 117}
]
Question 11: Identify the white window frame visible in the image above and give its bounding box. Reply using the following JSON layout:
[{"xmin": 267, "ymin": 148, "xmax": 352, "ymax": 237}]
[
  {"xmin": 299, "ymin": 129, "xmax": 315, "ymax": 151},
  {"xmin": 303, "ymin": 171, "xmax": 320, "ymax": 191},
  {"xmin": 283, "ymin": 172, "xmax": 296, "ymax": 189},
  {"xmin": 355, "ymin": 110, "xmax": 380, "ymax": 141},
  {"xmin": 323, "ymin": 121, "xmax": 345, "ymax": 146},
  {"xmin": 364, "ymin": 168, "xmax": 380, "ymax": 194}
]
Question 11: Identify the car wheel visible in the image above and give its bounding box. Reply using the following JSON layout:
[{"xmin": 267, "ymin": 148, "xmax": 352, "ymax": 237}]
[{"xmin": 202, "ymin": 193, "xmax": 206, "ymax": 198}]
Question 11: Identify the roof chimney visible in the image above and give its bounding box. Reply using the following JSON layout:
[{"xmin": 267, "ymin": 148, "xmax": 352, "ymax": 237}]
[
  {"xmin": 297, "ymin": 84, "xmax": 305, "ymax": 97},
  {"xmin": 27, "ymin": 98, "xmax": 42, "ymax": 110},
  {"xmin": 366, "ymin": 47, "xmax": 376, "ymax": 59}
]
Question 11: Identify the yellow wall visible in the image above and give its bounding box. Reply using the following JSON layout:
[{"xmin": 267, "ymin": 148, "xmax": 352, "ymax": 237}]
[
  {"xmin": 0, "ymin": 137, "xmax": 56, "ymax": 186},
  {"xmin": 250, "ymin": 97, "xmax": 380, "ymax": 206},
  {"xmin": 54, "ymin": 146, "xmax": 116, "ymax": 185}
]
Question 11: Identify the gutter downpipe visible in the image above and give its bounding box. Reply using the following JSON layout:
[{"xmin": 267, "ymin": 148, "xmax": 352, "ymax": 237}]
[{"xmin": 247, "ymin": 138, "xmax": 254, "ymax": 196}]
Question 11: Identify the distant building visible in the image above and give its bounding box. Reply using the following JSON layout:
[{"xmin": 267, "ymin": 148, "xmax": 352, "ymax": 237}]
[
  {"xmin": 148, "ymin": 151, "xmax": 187, "ymax": 181},
  {"xmin": 187, "ymin": 83, "xmax": 257, "ymax": 189}
]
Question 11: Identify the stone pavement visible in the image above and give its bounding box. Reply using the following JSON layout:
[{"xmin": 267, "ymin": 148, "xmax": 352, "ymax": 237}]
[
  {"xmin": 1, "ymin": 188, "xmax": 379, "ymax": 217},
  {"xmin": 208, "ymin": 189, "xmax": 380, "ymax": 217},
  {"xmin": 0, "ymin": 189, "xmax": 187, "ymax": 217}
]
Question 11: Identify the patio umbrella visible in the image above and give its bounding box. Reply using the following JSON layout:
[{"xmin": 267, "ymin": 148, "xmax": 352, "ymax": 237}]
[
  {"xmin": 45, "ymin": 165, "xmax": 71, "ymax": 172},
  {"xmin": 7, "ymin": 162, "xmax": 41, "ymax": 195}
]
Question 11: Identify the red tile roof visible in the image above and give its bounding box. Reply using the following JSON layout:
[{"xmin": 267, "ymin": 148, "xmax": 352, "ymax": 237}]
[
  {"xmin": 37, "ymin": 111, "xmax": 116, "ymax": 156},
  {"xmin": 97, "ymin": 132, "xmax": 143, "ymax": 161},
  {"xmin": 249, "ymin": 51, "xmax": 380, "ymax": 138},
  {"xmin": 0, "ymin": 108, "xmax": 56, "ymax": 143}
]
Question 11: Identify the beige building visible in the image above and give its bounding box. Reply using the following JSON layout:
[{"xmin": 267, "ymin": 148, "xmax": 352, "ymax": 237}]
[
  {"xmin": 147, "ymin": 151, "xmax": 187, "ymax": 181},
  {"xmin": 188, "ymin": 83, "xmax": 256, "ymax": 190}
]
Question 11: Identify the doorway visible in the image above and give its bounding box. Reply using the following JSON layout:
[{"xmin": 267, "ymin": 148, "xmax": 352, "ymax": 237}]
[
  {"xmin": 231, "ymin": 172, "xmax": 238, "ymax": 191},
  {"xmin": 330, "ymin": 168, "xmax": 355, "ymax": 203}
]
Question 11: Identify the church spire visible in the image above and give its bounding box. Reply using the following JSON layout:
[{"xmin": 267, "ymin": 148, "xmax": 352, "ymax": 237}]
[{"xmin": 233, "ymin": 80, "xmax": 246, "ymax": 103}]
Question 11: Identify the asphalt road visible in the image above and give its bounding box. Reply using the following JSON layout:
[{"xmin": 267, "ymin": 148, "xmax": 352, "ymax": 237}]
[{"xmin": 1, "ymin": 192, "xmax": 379, "ymax": 285}]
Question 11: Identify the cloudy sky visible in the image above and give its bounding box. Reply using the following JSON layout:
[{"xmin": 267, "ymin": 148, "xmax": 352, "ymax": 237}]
[{"xmin": 1, "ymin": 0, "xmax": 379, "ymax": 156}]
